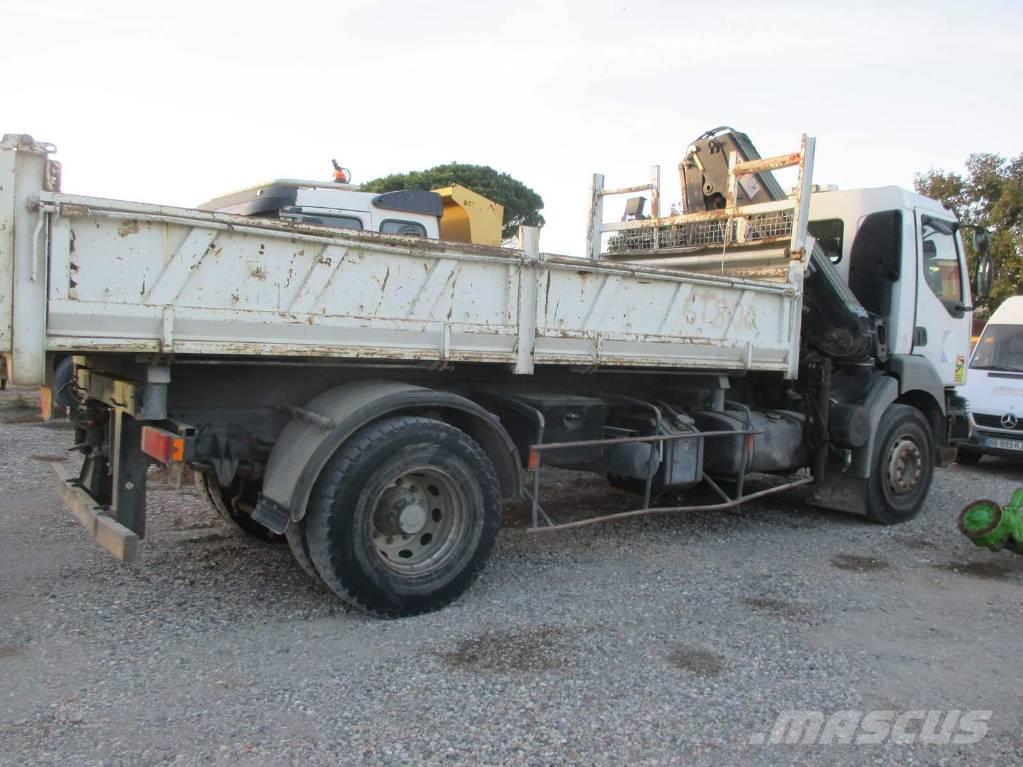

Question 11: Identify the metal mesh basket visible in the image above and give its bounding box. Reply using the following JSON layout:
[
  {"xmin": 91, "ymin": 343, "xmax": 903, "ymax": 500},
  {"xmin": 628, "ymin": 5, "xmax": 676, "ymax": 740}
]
[{"xmin": 606, "ymin": 210, "xmax": 793, "ymax": 255}]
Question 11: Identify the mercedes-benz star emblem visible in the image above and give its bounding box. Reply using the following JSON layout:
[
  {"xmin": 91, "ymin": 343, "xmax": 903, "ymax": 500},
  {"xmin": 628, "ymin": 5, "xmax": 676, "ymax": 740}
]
[{"xmin": 1001, "ymin": 412, "xmax": 1018, "ymax": 429}]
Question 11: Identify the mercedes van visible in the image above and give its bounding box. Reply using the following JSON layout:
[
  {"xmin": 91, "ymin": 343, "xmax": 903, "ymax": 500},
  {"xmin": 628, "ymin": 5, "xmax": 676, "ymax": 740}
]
[{"xmin": 956, "ymin": 295, "xmax": 1023, "ymax": 463}]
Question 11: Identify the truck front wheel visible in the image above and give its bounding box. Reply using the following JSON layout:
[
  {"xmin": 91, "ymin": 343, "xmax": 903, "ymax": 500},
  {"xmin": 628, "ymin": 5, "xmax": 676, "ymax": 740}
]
[
  {"xmin": 865, "ymin": 404, "xmax": 934, "ymax": 525},
  {"xmin": 305, "ymin": 416, "xmax": 501, "ymax": 616}
]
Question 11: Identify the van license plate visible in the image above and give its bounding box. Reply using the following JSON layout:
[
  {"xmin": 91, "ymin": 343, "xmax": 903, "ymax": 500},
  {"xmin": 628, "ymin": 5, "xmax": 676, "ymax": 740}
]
[{"xmin": 985, "ymin": 437, "xmax": 1023, "ymax": 451}]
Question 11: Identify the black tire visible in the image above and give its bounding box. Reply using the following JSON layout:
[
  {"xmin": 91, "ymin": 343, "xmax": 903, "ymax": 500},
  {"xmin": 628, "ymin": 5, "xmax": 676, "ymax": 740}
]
[
  {"xmin": 955, "ymin": 448, "xmax": 983, "ymax": 466},
  {"xmin": 865, "ymin": 404, "xmax": 934, "ymax": 525},
  {"xmin": 305, "ymin": 416, "xmax": 501, "ymax": 617},
  {"xmin": 53, "ymin": 356, "xmax": 80, "ymax": 410},
  {"xmin": 285, "ymin": 518, "xmax": 323, "ymax": 584},
  {"xmin": 196, "ymin": 471, "xmax": 285, "ymax": 543}
]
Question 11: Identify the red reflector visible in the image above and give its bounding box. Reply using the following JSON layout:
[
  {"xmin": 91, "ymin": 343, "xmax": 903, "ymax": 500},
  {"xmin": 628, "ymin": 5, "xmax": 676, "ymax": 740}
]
[
  {"xmin": 141, "ymin": 426, "xmax": 184, "ymax": 464},
  {"xmin": 40, "ymin": 386, "xmax": 53, "ymax": 421},
  {"xmin": 527, "ymin": 448, "xmax": 540, "ymax": 471}
]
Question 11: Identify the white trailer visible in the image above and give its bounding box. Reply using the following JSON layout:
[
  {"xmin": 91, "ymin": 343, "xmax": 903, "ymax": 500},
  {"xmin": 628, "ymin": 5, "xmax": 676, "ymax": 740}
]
[{"xmin": 0, "ymin": 131, "xmax": 986, "ymax": 616}]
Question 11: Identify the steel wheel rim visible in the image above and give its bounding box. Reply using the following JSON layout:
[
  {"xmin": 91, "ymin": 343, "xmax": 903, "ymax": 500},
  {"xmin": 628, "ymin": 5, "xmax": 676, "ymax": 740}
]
[
  {"xmin": 886, "ymin": 436, "xmax": 923, "ymax": 497},
  {"xmin": 368, "ymin": 466, "xmax": 470, "ymax": 576}
]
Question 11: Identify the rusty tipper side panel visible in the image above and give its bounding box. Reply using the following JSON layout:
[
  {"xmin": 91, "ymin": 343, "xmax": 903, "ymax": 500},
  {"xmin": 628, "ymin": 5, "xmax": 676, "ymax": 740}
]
[{"xmin": 1, "ymin": 136, "xmax": 812, "ymax": 385}]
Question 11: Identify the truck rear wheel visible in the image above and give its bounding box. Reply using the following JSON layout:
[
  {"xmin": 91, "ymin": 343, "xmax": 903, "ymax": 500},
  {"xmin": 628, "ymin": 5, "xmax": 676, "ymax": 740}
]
[
  {"xmin": 285, "ymin": 518, "xmax": 322, "ymax": 584},
  {"xmin": 305, "ymin": 416, "xmax": 501, "ymax": 617},
  {"xmin": 196, "ymin": 472, "xmax": 285, "ymax": 543},
  {"xmin": 865, "ymin": 404, "xmax": 934, "ymax": 525}
]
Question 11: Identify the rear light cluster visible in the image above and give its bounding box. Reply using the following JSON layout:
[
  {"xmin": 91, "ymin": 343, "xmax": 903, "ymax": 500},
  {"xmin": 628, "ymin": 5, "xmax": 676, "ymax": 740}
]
[{"xmin": 141, "ymin": 426, "xmax": 185, "ymax": 464}]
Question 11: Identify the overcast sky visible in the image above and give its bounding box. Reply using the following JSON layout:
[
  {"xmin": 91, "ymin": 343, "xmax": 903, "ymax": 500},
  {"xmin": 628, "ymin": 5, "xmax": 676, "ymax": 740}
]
[{"xmin": 3, "ymin": 0, "xmax": 1020, "ymax": 255}]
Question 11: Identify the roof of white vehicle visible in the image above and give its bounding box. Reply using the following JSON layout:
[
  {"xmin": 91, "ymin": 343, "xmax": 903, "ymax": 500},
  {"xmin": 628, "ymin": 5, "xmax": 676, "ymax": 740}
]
[
  {"xmin": 809, "ymin": 185, "xmax": 955, "ymax": 218},
  {"xmin": 223, "ymin": 178, "xmax": 361, "ymax": 195},
  {"xmin": 988, "ymin": 295, "xmax": 1023, "ymax": 325}
]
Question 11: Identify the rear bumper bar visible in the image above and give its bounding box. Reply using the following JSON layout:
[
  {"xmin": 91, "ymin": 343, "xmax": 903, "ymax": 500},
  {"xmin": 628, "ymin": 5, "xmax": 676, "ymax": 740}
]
[{"xmin": 51, "ymin": 464, "xmax": 138, "ymax": 562}]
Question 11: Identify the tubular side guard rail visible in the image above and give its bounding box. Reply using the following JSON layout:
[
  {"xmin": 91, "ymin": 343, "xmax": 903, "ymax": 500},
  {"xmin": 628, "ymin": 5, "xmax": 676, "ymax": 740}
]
[{"xmin": 525, "ymin": 426, "xmax": 813, "ymax": 532}]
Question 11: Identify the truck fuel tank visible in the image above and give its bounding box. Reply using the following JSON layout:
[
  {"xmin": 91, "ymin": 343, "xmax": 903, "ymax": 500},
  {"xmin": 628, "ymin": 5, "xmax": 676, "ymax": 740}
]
[
  {"xmin": 490, "ymin": 394, "xmax": 606, "ymax": 468},
  {"xmin": 693, "ymin": 406, "xmax": 806, "ymax": 476},
  {"xmin": 602, "ymin": 414, "xmax": 703, "ymax": 491}
]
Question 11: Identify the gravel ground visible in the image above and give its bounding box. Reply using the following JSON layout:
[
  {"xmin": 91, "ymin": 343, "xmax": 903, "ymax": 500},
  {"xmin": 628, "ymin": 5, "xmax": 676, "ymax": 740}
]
[{"xmin": 1, "ymin": 384, "xmax": 1021, "ymax": 766}]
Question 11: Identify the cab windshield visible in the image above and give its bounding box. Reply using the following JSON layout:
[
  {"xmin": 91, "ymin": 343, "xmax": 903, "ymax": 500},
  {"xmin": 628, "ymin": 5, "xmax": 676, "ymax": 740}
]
[{"xmin": 971, "ymin": 324, "xmax": 1023, "ymax": 372}]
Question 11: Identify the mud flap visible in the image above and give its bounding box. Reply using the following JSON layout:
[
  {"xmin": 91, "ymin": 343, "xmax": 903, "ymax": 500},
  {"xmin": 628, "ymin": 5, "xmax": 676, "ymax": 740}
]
[
  {"xmin": 806, "ymin": 470, "xmax": 868, "ymax": 515},
  {"xmin": 252, "ymin": 495, "xmax": 291, "ymax": 535}
]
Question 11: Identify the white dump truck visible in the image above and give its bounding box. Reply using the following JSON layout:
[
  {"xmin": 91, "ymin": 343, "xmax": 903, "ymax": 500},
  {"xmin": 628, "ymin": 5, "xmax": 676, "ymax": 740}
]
[{"xmin": 0, "ymin": 129, "xmax": 992, "ymax": 615}]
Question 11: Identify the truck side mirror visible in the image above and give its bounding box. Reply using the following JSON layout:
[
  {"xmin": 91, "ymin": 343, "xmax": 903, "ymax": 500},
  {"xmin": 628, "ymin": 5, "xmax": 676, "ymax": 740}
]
[
  {"xmin": 975, "ymin": 251, "xmax": 995, "ymax": 300},
  {"xmin": 972, "ymin": 228, "xmax": 991, "ymax": 256},
  {"xmin": 964, "ymin": 226, "xmax": 994, "ymax": 302}
]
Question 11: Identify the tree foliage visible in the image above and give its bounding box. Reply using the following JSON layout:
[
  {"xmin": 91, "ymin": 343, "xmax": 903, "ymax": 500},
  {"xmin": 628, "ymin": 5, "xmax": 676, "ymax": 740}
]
[
  {"xmin": 915, "ymin": 153, "xmax": 1023, "ymax": 312},
  {"xmin": 362, "ymin": 163, "xmax": 544, "ymax": 242}
]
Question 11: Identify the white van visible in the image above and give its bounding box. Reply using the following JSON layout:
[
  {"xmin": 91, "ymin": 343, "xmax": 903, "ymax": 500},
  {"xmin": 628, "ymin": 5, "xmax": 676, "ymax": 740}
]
[
  {"xmin": 956, "ymin": 295, "xmax": 1023, "ymax": 463},
  {"xmin": 199, "ymin": 181, "xmax": 444, "ymax": 238}
]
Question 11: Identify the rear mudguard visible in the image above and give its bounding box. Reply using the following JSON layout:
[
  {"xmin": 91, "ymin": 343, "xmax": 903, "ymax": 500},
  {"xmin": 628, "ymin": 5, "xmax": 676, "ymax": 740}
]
[{"xmin": 257, "ymin": 381, "xmax": 523, "ymax": 530}]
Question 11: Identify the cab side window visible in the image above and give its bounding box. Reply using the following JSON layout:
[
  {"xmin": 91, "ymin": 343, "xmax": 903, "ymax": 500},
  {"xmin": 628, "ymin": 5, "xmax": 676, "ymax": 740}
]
[
  {"xmin": 920, "ymin": 215, "xmax": 963, "ymax": 315},
  {"xmin": 808, "ymin": 219, "xmax": 843, "ymax": 264},
  {"xmin": 282, "ymin": 212, "xmax": 364, "ymax": 231},
  {"xmin": 848, "ymin": 210, "xmax": 901, "ymax": 317},
  {"xmin": 380, "ymin": 220, "xmax": 427, "ymax": 237}
]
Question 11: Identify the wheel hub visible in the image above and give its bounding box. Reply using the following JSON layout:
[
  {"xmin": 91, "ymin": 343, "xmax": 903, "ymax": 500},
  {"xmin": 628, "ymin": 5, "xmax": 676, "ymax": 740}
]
[
  {"xmin": 886, "ymin": 437, "xmax": 923, "ymax": 496},
  {"xmin": 369, "ymin": 468, "xmax": 468, "ymax": 574},
  {"xmin": 377, "ymin": 487, "xmax": 426, "ymax": 535},
  {"xmin": 398, "ymin": 503, "xmax": 427, "ymax": 535}
]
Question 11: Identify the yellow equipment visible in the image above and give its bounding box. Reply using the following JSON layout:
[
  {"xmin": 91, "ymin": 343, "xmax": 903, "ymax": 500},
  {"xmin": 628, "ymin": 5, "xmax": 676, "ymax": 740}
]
[{"xmin": 432, "ymin": 184, "xmax": 504, "ymax": 246}]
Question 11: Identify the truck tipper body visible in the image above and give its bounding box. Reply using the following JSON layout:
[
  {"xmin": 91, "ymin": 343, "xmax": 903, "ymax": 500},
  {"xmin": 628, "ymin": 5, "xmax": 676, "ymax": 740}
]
[{"xmin": 0, "ymin": 130, "xmax": 980, "ymax": 615}]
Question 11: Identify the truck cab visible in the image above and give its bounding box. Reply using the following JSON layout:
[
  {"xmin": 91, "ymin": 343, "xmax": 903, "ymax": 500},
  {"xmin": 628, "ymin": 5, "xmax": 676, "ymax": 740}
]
[{"xmin": 807, "ymin": 186, "xmax": 973, "ymax": 388}]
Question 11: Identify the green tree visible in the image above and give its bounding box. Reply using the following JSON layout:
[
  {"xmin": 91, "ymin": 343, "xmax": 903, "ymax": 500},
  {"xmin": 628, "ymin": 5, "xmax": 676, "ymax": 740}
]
[
  {"xmin": 362, "ymin": 163, "xmax": 544, "ymax": 241},
  {"xmin": 915, "ymin": 153, "xmax": 1023, "ymax": 312}
]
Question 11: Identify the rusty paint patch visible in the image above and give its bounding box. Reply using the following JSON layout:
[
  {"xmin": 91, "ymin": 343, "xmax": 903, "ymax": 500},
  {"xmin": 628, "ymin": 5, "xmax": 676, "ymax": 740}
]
[
  {"xmin": 58, "ymin": 204, "xmax": 91, "ymax": 217},
  {"xmin": 117, "ymin": 220, "xmax": 140, "ymax": 237}
]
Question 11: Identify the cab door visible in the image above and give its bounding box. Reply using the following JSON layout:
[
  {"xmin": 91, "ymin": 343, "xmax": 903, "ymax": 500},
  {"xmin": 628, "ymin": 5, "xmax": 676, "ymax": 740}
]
[{"xmin": 913, "ymin": 211, "xmax": 972, "ymax": 386}]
